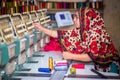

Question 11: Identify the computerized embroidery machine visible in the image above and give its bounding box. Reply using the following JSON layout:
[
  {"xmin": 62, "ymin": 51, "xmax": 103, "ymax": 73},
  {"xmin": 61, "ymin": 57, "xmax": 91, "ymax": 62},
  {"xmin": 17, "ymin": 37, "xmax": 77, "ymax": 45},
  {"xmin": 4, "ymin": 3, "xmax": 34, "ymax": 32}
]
[
  {"xmin": 21, "ymin": 12, "xmax": 38, "ymax": 63},
  {"xmin": 29, "ymin": 9, "xmax": 51, "ymax": 51},
  {"xmin": 0, "ymin": 9, "xmax": 53, "ymax": 80},
  {"xmin": 29, "ymin": 10, "xmax": 42, "ymax": 53},
  {"xmin": 36, "ymin": 9, "xmax": 51, "ymax": 47},
  {"xmin": 0, "ymin": 15, "xmax": 17, "ymax": 79}
]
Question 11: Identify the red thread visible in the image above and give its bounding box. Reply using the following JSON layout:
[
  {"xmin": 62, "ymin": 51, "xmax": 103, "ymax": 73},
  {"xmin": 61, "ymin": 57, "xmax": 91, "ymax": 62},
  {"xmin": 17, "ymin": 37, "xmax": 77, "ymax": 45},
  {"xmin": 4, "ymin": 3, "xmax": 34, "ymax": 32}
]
[{"xmin": 72, "ymin": 64, "xmax": 84, "ymax": 69}]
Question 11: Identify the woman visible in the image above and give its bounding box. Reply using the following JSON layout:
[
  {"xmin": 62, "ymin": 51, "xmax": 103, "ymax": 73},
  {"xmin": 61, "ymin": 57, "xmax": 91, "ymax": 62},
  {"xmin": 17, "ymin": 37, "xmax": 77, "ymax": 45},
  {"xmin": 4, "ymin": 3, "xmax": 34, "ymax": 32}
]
[{"xmin": 33, "ymin": 7, "xmax": 119, "ymax": 73}]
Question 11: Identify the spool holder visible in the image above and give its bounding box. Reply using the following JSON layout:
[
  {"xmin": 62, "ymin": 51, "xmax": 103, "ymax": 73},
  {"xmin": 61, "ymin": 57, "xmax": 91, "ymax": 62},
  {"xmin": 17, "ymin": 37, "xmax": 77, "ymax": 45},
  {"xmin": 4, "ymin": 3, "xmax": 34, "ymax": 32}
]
[
  {"xmin": 22, "ymin": 12, "xmax": 34, "ymax": 34},
  {"xmin": 37, "ymin": 9, "xmax": 51, "ymax": 25},
  {"xmin": 0, "ymin": 15, "xmax": 15, "ymax": 44},
  {"xmin": 11, "ymin": 13, "xmax": 27, "ymax": 39}
]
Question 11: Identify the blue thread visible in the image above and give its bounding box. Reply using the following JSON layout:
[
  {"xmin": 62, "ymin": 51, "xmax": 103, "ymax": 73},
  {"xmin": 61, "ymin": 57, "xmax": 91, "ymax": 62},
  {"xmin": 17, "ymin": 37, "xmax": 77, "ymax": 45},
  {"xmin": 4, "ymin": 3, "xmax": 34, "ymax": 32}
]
[{"xmin": 38, "ymin": 68, "xmax": 51, "ymax": 73}]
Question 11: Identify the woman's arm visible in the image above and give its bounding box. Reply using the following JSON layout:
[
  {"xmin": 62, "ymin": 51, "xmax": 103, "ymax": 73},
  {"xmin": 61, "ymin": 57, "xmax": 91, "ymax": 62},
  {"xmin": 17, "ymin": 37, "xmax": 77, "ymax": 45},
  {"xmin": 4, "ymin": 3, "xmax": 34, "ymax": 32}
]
[
  {"xmin": 33, "ymin": 23, "xmax": 58, "ymax": 38},
  {"xmin": 62, "ymin": 52, "xmax": 92, "ymax": 62}
]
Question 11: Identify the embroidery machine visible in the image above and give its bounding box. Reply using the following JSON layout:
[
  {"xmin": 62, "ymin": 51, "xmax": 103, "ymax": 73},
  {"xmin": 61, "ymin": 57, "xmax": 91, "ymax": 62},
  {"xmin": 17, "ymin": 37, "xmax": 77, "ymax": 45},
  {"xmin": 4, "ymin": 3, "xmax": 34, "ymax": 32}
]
[
  {"xmin": 30, "ymin": 9, "xmax": 51, "ymax": 51},
  {"xmin": 0, "ymin": 15, "xmax": 16, "ymax": 79},
  {"xmin": 29, "ymin": 11, "xmax": 41, "ymax": 52},
  {"xmin": 36, "ymin": 9, "xmax": 51, "ymax": 46},
  {"xmin": 21, "ymin": 12, "xmax": 38, "ymax": 63},
  {"xmin": 10, "ymin": 13, "xmax": 30, "ymax": 72}
]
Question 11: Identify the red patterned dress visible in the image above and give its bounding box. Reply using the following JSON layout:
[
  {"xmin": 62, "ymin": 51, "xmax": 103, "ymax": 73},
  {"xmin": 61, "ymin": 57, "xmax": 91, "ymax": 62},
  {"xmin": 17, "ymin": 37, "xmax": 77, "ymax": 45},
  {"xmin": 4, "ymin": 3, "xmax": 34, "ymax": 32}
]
[{"xmin": 57, "ymin": 8, "xmax": 119, "ymax": 72}]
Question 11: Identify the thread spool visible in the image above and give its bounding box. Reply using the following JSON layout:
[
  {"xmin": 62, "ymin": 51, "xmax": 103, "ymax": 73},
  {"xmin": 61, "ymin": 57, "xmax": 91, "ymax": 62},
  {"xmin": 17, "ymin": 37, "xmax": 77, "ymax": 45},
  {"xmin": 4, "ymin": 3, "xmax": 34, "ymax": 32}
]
[
  {"xmin": 1, "ymin": 7, "xmax": 7, "ymax": 15},
  {"xmin": 13, "ymin": 0, "xmax": 17, "ymax": 7},
  {"xmin": 22, "ymin": 6, "xmax": 25, "ymax": 12},
  {"xmin": 54, "ymin": 65, "xmax": 68, "ymax": 71},
  {"xmin": 55, "ymin": 60, "xmax": 68, "ymax": 64},
  {"xmin": 72, "ymin": 64, "xmax": 84, "ymax": 69},
  {"xmin": 55, "ymin": 60, "xmax": 68, "ymax": 66},
  {"xmin": 29, "ymin": 5, "xmax": 33, "ymax": 11},
  {"xmin": 10, "ymin": 7, "xmax": 14, "ymax": 14},
  {"xmin": 32, "ymin": 5, "xmax": 35, "ymax": 11},
  {"xmin": 70, "ymin": 67, "xmax": 76, "ymax": 76},
  {"xmin": 2, "ymin": 1, "xmax": 6, "ymax": 7},
  {"xmin": 48, "ymin": 57, "xmax": 53, "ymax": 70},
  {"xmin": 22, "ymin": 1, "xmax": 25, "ymax": 6},
  {"xmin": 38, "ymin": 68, "xmax": 51, "ymax": 73},
  {"xmin": 96, "ymin": 2, "xmax": 99, "ymax": 9},
  {"xmin": 25, "ymin": 6, "xmax": 29, "ymax": 12},
  {"xmin": 35, "ymin": 6, "xmax": 39, "ymax": 10},
  {"xmin": 19, "ymin": 6, "xmax": 22, "ymax": 13},
  {"xmin": 92, "ymin": 2, "xmax": 95, "ymax": 8}
]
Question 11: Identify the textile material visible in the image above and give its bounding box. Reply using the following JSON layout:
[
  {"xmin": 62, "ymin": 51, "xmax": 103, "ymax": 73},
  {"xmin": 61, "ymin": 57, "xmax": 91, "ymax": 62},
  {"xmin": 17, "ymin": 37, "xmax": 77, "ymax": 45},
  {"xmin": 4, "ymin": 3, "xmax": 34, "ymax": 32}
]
[
  {"xmin": 57, "ymin": 7, "xmax": 119, "ymax": 72},
  {"xmin": 44, "ymin": 37, "xmax": 62, "ymax": 51}
]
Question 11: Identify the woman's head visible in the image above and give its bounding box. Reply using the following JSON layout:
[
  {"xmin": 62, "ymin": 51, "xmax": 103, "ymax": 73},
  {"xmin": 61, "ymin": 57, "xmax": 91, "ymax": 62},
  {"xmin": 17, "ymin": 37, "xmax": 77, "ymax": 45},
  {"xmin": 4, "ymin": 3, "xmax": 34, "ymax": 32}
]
[
  {"xmin": 73, "ymin": 8, "xmax": 87, "ymax": 29},
  {"xmin": 73, "ymin": 11, "xmax": 80, "ymax": 28},
  {"xmin": 73, "ymin": 7, "xmax": 105, "ymax": 41},
  {"xmin": 73, "ymin": 7, "xmax": 104, "ymax": 30}
]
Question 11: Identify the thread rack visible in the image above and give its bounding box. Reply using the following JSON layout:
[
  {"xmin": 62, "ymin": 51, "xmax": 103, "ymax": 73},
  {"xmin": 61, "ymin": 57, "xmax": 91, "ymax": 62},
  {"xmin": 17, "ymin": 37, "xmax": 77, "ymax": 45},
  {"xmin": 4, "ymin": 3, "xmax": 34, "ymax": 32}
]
[
  {"xmin": 22, "ymin": 12, "xmax": 34, "ymax": 34},
  {"xmin": 0, "ymin": 15, "xmax": 15, "ymax": 44},
  {"xmin": 37, "ymin": 9, "xmax": 51, "ymax": 25},
  {"xmin": 11, "ymin": 13, "xmax": 27, "ymax": 39}
]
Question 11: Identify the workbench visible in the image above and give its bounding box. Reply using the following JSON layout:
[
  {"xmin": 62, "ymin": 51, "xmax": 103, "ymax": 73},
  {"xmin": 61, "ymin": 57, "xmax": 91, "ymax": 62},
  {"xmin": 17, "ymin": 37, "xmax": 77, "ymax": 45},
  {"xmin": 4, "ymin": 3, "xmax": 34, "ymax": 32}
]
[{"xmin": 10, "ymin": 51, "xmax": 119, "ymax": 80}]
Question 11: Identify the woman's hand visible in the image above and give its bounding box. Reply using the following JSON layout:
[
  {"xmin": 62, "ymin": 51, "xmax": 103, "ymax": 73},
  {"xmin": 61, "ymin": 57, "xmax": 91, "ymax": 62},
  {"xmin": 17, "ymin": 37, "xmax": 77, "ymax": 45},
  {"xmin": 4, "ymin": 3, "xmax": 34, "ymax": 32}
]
[
  {"xmin": 62, "ymin": 51, "xmax": 73, "ymax": 60},
  {"xmin": 33, "ymin": 23, "xmax": 42, "ymax": 31},
  {"xmin": 33, "ymin": 22, "xmax": 58, "ymax": 38}
]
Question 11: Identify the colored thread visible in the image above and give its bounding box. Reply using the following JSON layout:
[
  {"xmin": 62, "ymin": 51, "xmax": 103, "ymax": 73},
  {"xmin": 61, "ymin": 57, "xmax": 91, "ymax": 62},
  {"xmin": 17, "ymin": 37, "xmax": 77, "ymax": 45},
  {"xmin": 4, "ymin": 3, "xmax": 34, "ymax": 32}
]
[
  {"xmin": 55, "ymin": 60, "xmax": 68, "ymax": 64},
  {"xmin": 56, "ymin": 62, "xmax": 67, "ymax": 66},
  {"xmin": 35, "ymin": 6, "xmax": 39, "ymax": 10},
  {"xmin": 25, "ymin": 6, "xmax": 29, "ymax": 12},
  {"xmin": 55, "ymin": 60, "xmax": 68, "ymax": 66},
  {"xmin": 1, "ymin": 7, "xmax": 7, "ymax": 15},
  {"xmin": 96, "ymin": 2, "xmax": 99, "ymax": 9},
  {"xmin": 29, "ymin": 5, "xmax": 33, "ymax": 11},
  {"xmin": 22, "ymin": 1, "xmax": 24, "ymax": 6},
  {"xmin": 2, "ymin": 1, "xmax": 6, "ymax": 7},
  {"xmin": 32, "ymin": 5, "xmax": 35, "ymax": 11},
  {"xmin": 72, "ymin": 64, "xmax": 84, "ymax": 69},
  {"xmin": 54, "ymin": 65, "xmax": 67, "ymax": 71},
  {"xmin": 22, "ymin": 6, "xmax": 25, "ymax": 12},
  {"xmin": 10, "ymin": 7, "xmax": 14, "ymax": 14},
  {"xmin": 70, "ymin": 67, "xmax": 76, "ymax": 76},
  {"xmin": 13, "ymin": 1, "xmax": 17, "ymax": 7},
  {"xmin": 38, "ymin": 68, "xmax": 51, "ymax": 73},
  {"xmin": 48, "ymin": 57, "xmax": 53, "ymax": 70}
]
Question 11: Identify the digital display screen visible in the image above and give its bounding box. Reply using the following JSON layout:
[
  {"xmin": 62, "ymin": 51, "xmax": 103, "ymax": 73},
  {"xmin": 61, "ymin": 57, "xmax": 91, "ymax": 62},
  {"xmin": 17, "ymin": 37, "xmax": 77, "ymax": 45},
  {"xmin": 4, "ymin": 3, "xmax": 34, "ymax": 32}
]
[
  {"xmin": 60, "ymin": 14, "xmax": 65, "ymax": 20},
  {"xmin": 55, "ymin": 11, "xmax": 74, "ymax": 27}
]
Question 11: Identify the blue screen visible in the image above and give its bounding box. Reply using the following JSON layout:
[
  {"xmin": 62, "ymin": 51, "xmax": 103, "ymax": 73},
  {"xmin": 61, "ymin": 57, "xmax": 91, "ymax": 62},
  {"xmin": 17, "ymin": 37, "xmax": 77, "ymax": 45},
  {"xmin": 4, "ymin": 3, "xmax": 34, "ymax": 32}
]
[{"xmin": 60, "ymin": 14, "xmax": 65, "ymax": 20}]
